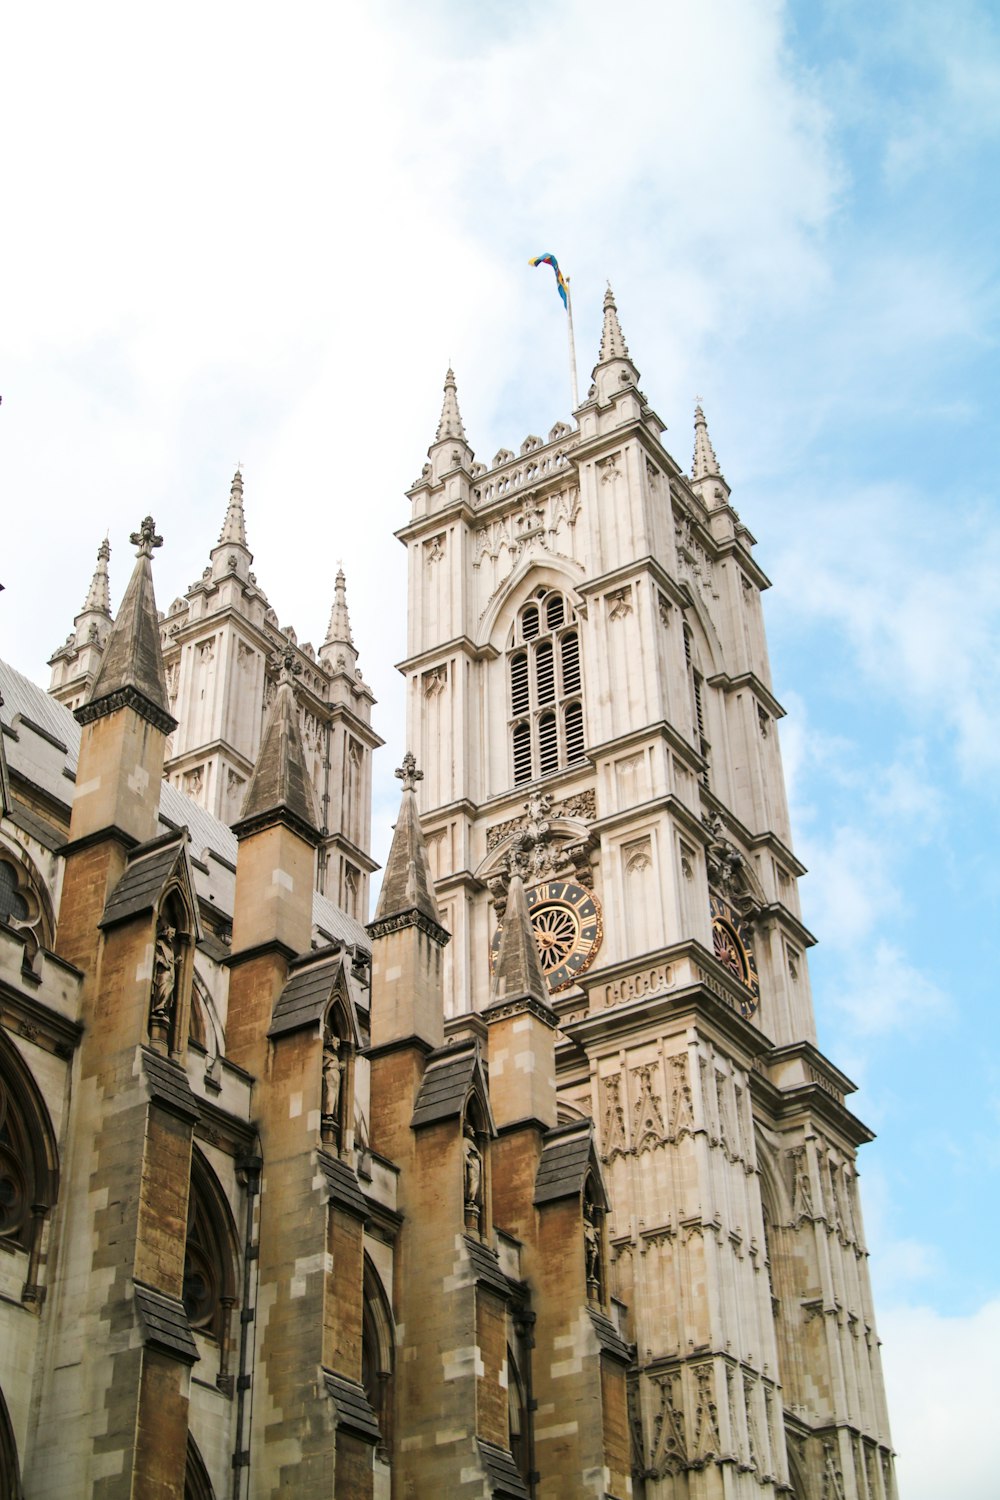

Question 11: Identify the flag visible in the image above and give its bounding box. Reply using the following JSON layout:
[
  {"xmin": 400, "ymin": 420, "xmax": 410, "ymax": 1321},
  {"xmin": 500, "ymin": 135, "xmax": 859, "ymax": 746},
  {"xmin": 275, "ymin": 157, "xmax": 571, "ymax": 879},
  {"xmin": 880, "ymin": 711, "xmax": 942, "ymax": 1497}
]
[{"xmin": 529, "ymin": 253, "xmax": 569, "ymax": 309}]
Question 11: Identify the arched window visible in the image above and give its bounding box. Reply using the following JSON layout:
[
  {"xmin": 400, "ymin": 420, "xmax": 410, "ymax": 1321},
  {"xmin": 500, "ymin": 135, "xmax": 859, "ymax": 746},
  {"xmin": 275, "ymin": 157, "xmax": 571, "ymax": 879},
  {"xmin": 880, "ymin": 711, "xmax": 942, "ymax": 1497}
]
[
  {"xmin": 0, "ymin": 1386, "xmax": 21, "ymax": 1500},
  {"xmin": 184, "ymin": 1433, "xmax": 216, "ymax": 1500},
  {"xmin": 0, "ymin": 1034, "xmax": 58, "ymax": 1307},
  {"xmin": 362, "ymin": 1257, "xmax": 394, "ymax": 1462},
  {"xmin": 0, "ymin": 846, "xmax": 54, "ymax": 974},
  {"xmin": 508, "ymin": 590, "xmax": 586, "ymax": 784},
  {"xmin": 683, "ymin": 623, "xmax": 711, "ymax": 788},
  {"xmin": 507, "ymin": 1344, "xmax": 529, "ymax": 1482},
  {"xmin": 184, "ymin": 1151, "xmax": 238, "ymax": 1384}
]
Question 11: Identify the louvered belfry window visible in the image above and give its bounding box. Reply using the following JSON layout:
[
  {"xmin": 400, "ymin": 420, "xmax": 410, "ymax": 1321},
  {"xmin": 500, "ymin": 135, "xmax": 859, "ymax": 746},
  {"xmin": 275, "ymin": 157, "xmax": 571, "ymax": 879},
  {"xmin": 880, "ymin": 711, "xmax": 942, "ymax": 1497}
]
[{"xmin": 508, "ymin": 590, "xmax": 586, "ymax": 784}]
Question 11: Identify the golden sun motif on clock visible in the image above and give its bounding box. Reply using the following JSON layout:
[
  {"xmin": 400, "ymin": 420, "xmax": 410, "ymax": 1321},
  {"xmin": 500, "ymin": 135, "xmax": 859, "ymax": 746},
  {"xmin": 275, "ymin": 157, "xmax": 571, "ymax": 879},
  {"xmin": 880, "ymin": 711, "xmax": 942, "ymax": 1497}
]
[
  {"xmin": 709, "ymin": 893, "xmax": 760, "ymax": 1018},
  {"xmin": 491, "ymin": 880, "xmax": 603, "ymax": 994}
]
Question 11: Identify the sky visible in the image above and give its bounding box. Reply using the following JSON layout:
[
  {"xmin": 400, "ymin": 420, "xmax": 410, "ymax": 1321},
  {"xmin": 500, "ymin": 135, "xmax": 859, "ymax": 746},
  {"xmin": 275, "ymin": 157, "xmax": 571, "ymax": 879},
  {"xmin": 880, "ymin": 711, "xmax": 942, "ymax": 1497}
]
[{"xmin": 2, "ymin": 1, "xmax": 998, "ymax": 1493}]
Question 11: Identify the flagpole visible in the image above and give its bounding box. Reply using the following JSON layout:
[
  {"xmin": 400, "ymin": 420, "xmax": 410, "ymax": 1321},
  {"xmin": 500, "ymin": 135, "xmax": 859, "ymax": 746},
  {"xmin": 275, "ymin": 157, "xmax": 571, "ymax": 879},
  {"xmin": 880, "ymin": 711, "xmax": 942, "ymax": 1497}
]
[{"xmin": 565, "ymin": 278, "xmax": 580, "ymax": 413}]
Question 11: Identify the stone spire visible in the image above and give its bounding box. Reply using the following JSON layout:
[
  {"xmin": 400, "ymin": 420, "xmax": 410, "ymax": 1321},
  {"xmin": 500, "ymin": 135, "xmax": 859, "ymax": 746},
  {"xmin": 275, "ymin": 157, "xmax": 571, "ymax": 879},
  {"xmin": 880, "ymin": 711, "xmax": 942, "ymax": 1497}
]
[
  {"xmin": 237, "ymin": 651, "xmax": 319, "ymax": 840},
  {"xmin": 598, "ymin": 284, "xmax": 630, "ymax": 364},
  {"xmin": 690, "ymin": 402, "xmax": 731, "ymax": 507},
  {"xmin": 435, "ymin": 368, "xmax": 467, "ymax": 443},
  {"xmin": 372, "ymin": 753, "xmax": 444, "ymax": 930},
  {"xmin": 489, "ymin": 869, "xmax": 550, "ymax": 1009},
  {"xmin": 692, "ymin": 404, "xmax": 723, "ymax": 481},
  {"xmin": 590, "ymin": 284, "xmax": 641, "ymax": 405},
  {"xmin": 209, "ymin": 467, "xmax": 253, "ymax": 582},
  {"xmin": 77, "ymin": 517, "xmax": 174, "ymax": 733},
  {"xmin": 82, "ymin": 536, "xmax": 112, "ymax": 617},
  {"xmin": 218, "ymin": 468, "xmax": 248, "ymax": 547},
  {"xmin": 319, "ymin": 566, "xmax": 359, "ymax": 676}
]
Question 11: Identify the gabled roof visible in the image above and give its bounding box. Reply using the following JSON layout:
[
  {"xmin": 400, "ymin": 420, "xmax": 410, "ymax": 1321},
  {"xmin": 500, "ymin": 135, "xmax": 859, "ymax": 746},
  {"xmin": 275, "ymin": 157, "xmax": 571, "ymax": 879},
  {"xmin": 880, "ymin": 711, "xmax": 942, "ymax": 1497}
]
[
  {"xmin": 410, "ymin": 1038, "xmax": 495, "ymax": 1133},
  {"xmin": 317, "ymin": 1149, "xmax": 369, "ymax": 1221},
  {"xmin": 133, "ymin": 1281, "xmax": 198, "ymax": 1366},
  {"xmin": 476, "ymin": 1438, "xmax": 530, "ymax": 1500},
  {"xmin": 533, "ymin": 1119, "xmax": 607, "ymax": 1208},
  {"xmin": 101, "ymin": 830, "xmax": 199, "ymax": 932},
  {"xmin": 322, "ymin": 1370, "xmax": 381, "ymax": 1444},
  {"xmin": 269, "ymin": 951, "xmax": 364, "ymax": 1040}
]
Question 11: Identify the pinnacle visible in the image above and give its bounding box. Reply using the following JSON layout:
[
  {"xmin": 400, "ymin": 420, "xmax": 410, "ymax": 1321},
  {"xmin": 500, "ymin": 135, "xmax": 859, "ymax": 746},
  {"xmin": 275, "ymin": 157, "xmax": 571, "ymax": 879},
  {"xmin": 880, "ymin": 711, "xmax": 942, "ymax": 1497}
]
[
  {"xmin": 323, "ymin": 566, "xmax": 355, "ymax": 649},
  {"xmin": 81, "ymin": 535, "xmax": 112, "ymax": 617},
  {"xmin": 81, "ymin": 518, "xmax": 173, "ymax": 728},
  {"xmin": 238, "ymin": 662, "xmax": 319, "ymax": 837},
  {"xmin": 490, "ymin": 870, "xmax": 551, "ymax": 1010},
  {"xmin": 218, "ymin": 468, "xmax": 248, "ymax": 548},
  {"xmin": 372, "ymin": 753, "xmax": 443, "ymax": 927},
  {"xmin": 434, "ymin": 366, "xmax": 467, "ymax": 443},
  {"xmin": 692, "ymin": 402, "xmax": 723, "ymax": 481},
  {"xmin": 598, "ymin": 283, "xmax": 630, "ymax": 364}
]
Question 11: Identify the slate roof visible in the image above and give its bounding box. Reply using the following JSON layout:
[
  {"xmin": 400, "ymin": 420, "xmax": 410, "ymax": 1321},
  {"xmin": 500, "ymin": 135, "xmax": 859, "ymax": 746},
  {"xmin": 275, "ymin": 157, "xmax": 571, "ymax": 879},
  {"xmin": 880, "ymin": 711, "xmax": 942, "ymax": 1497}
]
[
  {"xmin": 317, "ymin": 1150, "xmax": 369, "ymax": 1220},
  {"xmin": 101, "ymin": 833, "xmax": 189, "ymax": 928},
  {"xmin": 411, "ymin": 1040, "xmax": 493, "ymax": 1131},
  {"xmin": 477, "ymin": 1438, "xmax": 531, "ymax": 1500},
  {"xmin": 587, "ymin": 1306, "xmax": 633, "ymax": 1364},
  {"xmin": 141, "ymin": 1047, "xmax": 201, "ymax": 1122},
  {"xmin": 322, "ymin": 1370, "xmax": 381, "ymax": 1443},
  {"xmin": 312, "ymin": 891, "xmax": 371, "ymax": 952},
  {"xmin": 464, "ymin": 1235, "xmax": 510, "ymax": 1298},
  {"xmin": 133, "ymin": 1281, "xmax": 199, "ymax": 1365},
  {"xmin": 534, "ymin": 1121, "xmax": 605, "ymax": 1207}
]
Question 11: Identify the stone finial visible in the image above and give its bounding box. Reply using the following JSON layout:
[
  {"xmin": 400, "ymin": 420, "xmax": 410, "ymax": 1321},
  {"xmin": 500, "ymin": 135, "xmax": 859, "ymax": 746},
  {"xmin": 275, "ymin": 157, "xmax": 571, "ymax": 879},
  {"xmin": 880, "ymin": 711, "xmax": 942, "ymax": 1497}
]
[
  {"xmin": 130, "ymin": 516, "xmax": 163, "ymax": 559},
  {"xmin": 434, "ymin": 367, "xmax": 467, "ymax": 443},
  {"xmin": 692, "ymin": 402, "xmax": 724, "ymax": 481},
  {"xmin": 395, "ymin": 751, "xmax": 423, "ymax": 793},
  {"xmin": 81, "ymin": 535, "xmax": 112, "ymax": 617},
  {"xmin": 218, "ymin": 468, "xmax": 248, "ymax": 548},
  {"xmin": 598, "ymin": 284, "xmax": 630, "ymax": 364},
  {"xmin": 323, "ymin": 566, "xmax": 355, "ymax": 649}
]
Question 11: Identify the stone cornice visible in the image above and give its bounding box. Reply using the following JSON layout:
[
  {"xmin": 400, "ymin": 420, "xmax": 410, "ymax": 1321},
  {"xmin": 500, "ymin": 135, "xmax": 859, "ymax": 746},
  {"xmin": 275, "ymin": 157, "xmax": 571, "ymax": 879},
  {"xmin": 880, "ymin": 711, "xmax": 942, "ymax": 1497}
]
[
  {"xmin": 366, "ymin": 907, "xmax": 450, "ymax": 947},
  {"xmin": 576, "ymin": 554, "xmax": 688, "ymax": 611},
  {"xmin": 714, "ymin": 537, "xmax": 771, "ymax": 591},
  {"xmin": 395, "ymin": 494, "xmax": 478, "ymax": 543},
  {"xmin": 585, "ymin": 719, "xmax": 704, "ymax": 780},
  {"xmin": 483, "ymin": 992, "xmax": 558, "ymax": 1029},
  {"xmin": 706, "ymin": 670, "xmax": 785, "ymax": 721},
  {"xmin": 223, "ymin": 937, "xmax": 299, "ymax": 970},
  {"xmin": 589, "ymin": 790, "xmax": 706, "ymax": 844},
  {"xmin": 395, "ymin": 635, "xmax": 500, "ymax": 675},
  {"xmin": 0, "ymin": 975, "xmax": 84, "ymax": 1059},
  {"xmin": 231, "ymin": 803, "xmax": 323, "ymax": 848},
  {"xmin": 321, "ymin": 831, "xmax": 380, "ymax": 876},
  {"xmin": 75, "ymin": 684, "xmax": 177, "ymax": 737}
]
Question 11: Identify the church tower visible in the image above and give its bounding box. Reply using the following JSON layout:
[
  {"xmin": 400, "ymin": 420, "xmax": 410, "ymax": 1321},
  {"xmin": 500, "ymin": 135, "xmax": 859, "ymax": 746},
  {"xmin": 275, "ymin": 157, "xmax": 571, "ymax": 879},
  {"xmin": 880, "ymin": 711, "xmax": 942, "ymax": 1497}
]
[{"xmin": 398, "ymin": 293, "xmax": 896, "ymax": 1498}]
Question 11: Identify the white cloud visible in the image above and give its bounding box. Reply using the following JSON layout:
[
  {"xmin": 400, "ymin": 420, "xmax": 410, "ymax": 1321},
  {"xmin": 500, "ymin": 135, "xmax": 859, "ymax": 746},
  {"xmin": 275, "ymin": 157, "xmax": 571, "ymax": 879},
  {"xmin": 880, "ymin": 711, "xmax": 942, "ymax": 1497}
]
[{"xmin": 880, "ymin": 1299, "xmax": 1000, "ymax": 1500}]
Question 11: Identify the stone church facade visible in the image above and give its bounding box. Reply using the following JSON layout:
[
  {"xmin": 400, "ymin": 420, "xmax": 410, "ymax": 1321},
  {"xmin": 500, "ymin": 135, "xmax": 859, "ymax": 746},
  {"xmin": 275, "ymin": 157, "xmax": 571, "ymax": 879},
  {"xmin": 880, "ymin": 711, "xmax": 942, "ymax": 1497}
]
[{"xmin": 0, "ymin": 290, "xmax": 895, "ymax": 1497}]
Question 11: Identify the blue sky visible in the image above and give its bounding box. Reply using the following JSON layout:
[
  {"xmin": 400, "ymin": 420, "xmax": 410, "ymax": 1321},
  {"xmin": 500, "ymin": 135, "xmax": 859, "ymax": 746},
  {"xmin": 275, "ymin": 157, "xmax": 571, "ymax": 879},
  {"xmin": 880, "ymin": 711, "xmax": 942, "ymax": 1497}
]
[{"xmin": 2, "ymin": 2, "xmax": 998, "ymax": 1492}]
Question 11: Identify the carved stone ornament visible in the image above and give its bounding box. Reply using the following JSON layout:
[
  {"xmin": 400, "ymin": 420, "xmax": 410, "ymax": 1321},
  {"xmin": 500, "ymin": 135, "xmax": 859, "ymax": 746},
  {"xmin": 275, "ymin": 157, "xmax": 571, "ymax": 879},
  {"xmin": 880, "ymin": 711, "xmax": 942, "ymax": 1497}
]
[
  {"xmin": 648, "ymin": 1370, "xmax": 688, "ymax": 1477},
  {"xmin": 150, "ymin": 918, "xmax": 180, "ymax": 1049},
  {"xmin": 600, "ymin": 1074, "xmax": 628, "ymax": 1161},
  {"xmin": 631, "ymin": 1064, "xmax": 668, "ymax": 1154},
  {"xmin": 486, "ymin": 789, "xmax": 596, "ymax": 919}
]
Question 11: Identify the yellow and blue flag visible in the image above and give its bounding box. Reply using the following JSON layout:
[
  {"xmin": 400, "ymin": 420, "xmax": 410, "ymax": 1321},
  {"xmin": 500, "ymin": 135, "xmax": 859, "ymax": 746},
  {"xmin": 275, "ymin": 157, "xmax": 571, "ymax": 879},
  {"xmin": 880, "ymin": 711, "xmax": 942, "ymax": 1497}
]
[{"xmin": 529, "ymin": 253, "xmax": 569, "ymax": 309}]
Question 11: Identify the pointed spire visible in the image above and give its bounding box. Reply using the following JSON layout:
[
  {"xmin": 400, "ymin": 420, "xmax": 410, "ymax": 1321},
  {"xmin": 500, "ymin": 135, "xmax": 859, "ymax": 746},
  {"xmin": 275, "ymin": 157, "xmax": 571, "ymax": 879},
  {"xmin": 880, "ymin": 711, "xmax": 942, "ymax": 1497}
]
[
  {"xmin": 598, "ymin": 284, "xmax": 630, "ymax": 364},
  {"xmin": 237, "ymin": 650, "xmax": 319, "ymax": 839},
  {"xmin": 435, "ymin": 367, "xmax": 467, "ymax": 443},
  {"xmin": 81, "ymin": 536, "xmax": 112, "ymax": 617},
  {"xmin": 692, "ymin": 403, "xmax": 723, "ymax": 481},
  {"xmin": 76, "ymin": 517, "xmax": 174, "ymax": 733},
  {"xmin": 489, "ymin": 869, "xmax": 550, "ymax": 1009},
  {"xmin": 218, "ymin": 468, "xmax": 248, "ymax": 547},
  {"xmin": 372, "ymin": 753, "xmax": 444, "ymax": 929},
  {"xmin": 324, "ymin": 566, "xmax": 354, "ymax": 649}
]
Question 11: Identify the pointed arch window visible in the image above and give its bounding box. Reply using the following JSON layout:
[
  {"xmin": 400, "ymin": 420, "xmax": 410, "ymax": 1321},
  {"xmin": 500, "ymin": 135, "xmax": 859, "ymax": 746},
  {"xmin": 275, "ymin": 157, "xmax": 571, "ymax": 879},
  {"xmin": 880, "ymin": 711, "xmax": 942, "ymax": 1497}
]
[
  {"xmin": 0, "ymin": 1036, "xmax": 59, "ymax": 1305},
  {"xmin": 184, "ymin": 1151, "xmax": 238, "ymax": 1393},
  {"xmin": 508, "ymin": 590, "xmax": 586, "ymax": 784}
]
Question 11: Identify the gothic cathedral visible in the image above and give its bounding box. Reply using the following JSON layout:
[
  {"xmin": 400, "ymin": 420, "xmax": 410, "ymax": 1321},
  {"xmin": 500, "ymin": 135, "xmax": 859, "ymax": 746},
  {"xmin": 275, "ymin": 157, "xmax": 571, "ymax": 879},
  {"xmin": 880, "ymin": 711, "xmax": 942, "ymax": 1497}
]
[{"xmin": 0, "ymin": 289, "xmax": 895, "ymax": 1498}]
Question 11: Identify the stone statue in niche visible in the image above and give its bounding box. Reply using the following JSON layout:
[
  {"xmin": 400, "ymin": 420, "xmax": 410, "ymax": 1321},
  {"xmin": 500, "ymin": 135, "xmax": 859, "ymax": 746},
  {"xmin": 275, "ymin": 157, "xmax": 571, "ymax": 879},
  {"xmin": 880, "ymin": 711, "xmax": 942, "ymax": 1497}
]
[
  {"xmin": 463, "ymin": 1120, "xmax": 483, "ymax": 1227},
  {"xmin": 150, "ymin": 921, "xmax": 179, "ymax": 1048},
  {"xmin": 322, "ymin": 1030, "xmax": 344, "ymax": 1148},
  {"xmin": 583, "ymin": 1195, "xmax": 603, "ymax": 1301}
]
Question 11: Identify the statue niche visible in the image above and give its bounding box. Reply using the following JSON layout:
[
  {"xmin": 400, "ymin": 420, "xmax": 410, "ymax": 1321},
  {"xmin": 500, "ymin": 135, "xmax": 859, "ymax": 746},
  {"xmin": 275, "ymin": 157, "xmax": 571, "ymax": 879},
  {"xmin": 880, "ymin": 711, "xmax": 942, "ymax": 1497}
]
[
  {"xmin": 149, "ymin": 893, "xmax": 190, "ymax": 1053},
  {"xmin": 583, "ymin": 1179, "xmax": 605, "ymax": 1304},
  {"xmin": 321, "ymin": 1002, "xmax": 352, "ymax": 1153},
  {"xmin": 462, "ymin": 1101, "xmax": 487, "ymax": 1236}
]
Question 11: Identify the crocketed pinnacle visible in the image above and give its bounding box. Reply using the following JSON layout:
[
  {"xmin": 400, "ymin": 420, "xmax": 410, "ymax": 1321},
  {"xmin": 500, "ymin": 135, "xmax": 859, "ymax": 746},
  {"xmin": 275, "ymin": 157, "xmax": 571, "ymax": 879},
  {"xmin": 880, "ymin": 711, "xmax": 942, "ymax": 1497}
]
[
  {"xmin": 490, "ymin": 870, "xmax": 551, "ymax": 1009},
  {"xmin": 434, "ymin": 367, "xmax": 467, "ymax": 443},
  {"xmin": 83, "ymin": 518, "xmax": 171, "ymax": 723},
  {"xmin": 238, "ymin": 659, "xmax": 319, "ymax": 836},
  {"xmin": 597, "ymin": 284, "xmax": 630, "ymax": 364},
  {"xmin": 372, "ymin": 753, "xmax": 443, "ymax": 926},
  {"xmin": 323, "ymin": 567, "xmax": 355, "ymax": 648},
  {"xmin": 692, "ymin": 404, "xmax": 723, "ymax": 481},
  {"xmin": 81, "ymin": 536, "xmax": 112, "ymax": 617},
  {"xmin": 218, "ymin": 468, "xmax": 248, "ymax": 548}
]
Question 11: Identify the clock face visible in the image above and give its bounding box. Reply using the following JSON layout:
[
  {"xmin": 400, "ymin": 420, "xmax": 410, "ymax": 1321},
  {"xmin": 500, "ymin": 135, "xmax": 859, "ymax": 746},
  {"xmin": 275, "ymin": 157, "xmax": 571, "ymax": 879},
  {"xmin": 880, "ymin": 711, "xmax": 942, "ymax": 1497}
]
[
  {"xmin": 491, "ymin": 879, "xmax": 603, "ymax": 994},
  {"xmin": 710, "ymin": 893, "xmax": 760, "ymax": 1018}
]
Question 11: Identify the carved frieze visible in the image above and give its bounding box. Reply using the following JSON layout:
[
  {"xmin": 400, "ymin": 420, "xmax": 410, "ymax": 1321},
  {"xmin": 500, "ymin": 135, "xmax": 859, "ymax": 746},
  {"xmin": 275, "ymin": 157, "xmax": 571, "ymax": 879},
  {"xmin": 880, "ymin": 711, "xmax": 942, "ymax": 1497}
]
[
  {"xmin": 599, "ymin": 1073, "xmax": 628, "ymax": 1161},
  {"xmin": 647, "ymin": 1370, "xmax": 688, "ymax": 1478},
  {"xmin": 630, "ymin": 1064, "xmax": 668, "ymax": 1154}
]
